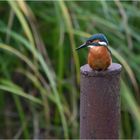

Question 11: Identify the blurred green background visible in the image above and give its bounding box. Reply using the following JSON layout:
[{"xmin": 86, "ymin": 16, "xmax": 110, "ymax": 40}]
[{"xmin": 0, "ymin": 0, "xmax": 140, "ymax": 139}]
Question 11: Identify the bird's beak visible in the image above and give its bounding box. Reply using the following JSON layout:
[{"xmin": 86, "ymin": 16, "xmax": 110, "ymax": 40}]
[{"xmin": 76, "ymin": 43, "xmax": 87, "ymax": 50}]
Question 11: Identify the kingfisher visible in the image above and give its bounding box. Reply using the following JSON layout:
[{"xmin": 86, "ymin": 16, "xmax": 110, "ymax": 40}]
[{"xmin": 76, "ymin": 33, "xmax": 112, "ymax": 71}]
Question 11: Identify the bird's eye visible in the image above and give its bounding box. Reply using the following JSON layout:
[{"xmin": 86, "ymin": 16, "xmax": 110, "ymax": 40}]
[{"xmin": 87, "ymin": 40, "xmax": 92, "ymax": 44}]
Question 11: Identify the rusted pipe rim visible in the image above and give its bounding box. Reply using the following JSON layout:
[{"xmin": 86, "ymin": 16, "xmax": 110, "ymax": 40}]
[{"xmin": 80, "ymin": 63, "xmax": 122, "ymax": 77}]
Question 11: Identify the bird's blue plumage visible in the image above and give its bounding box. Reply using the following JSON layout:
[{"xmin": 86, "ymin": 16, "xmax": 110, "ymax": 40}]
[{"xmin": 86, "ymin": 33, "xmax": 109, "ymax": 45}]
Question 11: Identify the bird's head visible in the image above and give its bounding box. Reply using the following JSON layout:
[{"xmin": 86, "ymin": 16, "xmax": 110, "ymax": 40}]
[{"xmin": 76, "ymin": 33, "xmax": 109, "ymax": 50}]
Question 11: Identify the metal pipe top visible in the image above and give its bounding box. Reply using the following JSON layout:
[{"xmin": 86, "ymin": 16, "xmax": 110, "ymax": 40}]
[{"xmin": 80, "ymin": 63, "xmax": 122, "ymax": 77}]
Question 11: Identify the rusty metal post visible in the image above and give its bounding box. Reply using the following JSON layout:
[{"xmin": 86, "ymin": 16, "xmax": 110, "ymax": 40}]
[{"xmin": 80, "ymin": 63, "xmax": 122, "ymax": 139}]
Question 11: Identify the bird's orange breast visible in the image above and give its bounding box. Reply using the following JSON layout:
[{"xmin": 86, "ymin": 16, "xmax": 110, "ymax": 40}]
[{"xmin": 88, "ymin": 46, "xmax": 112, "ymax": 70}]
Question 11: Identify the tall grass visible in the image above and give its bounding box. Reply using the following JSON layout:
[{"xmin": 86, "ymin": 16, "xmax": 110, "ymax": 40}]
[{"xmin": 0, "ymin": 1, "xmax": 140, "ymax": 139}]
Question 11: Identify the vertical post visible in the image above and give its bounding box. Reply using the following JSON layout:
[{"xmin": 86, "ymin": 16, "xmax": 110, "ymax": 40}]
[{"xmin": 80, "ymin": 63, "xmax": 122, "ymax": 139}]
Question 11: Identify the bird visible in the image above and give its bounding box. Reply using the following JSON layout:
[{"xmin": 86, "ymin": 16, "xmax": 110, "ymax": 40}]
[{"xmin": 76, "ymin": 33, "xmax": 112, "ymax": 71}]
